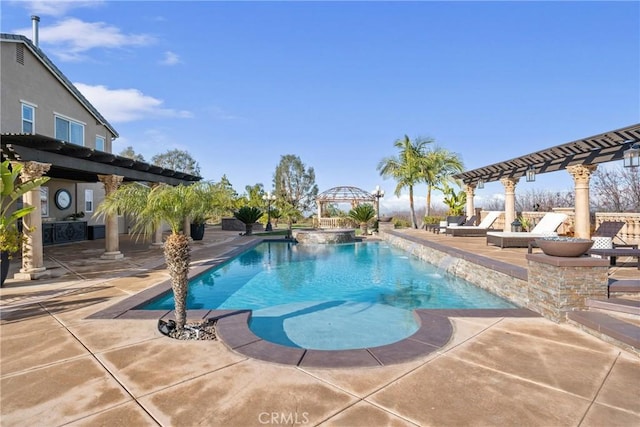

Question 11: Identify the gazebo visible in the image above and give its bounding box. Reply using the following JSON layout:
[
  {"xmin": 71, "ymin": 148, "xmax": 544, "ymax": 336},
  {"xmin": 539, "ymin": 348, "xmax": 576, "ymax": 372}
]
[{"xmin": 315, "ymin": 186, "xmax": 375, "ymax": 228}]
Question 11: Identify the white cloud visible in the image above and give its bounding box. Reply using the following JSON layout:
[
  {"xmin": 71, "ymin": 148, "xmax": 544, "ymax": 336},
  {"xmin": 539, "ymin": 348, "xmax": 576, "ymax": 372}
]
[
  {"xmin": 15, "ymin": 18, "xmax": 154, "ymax": 61},
  {"xmin": 74, "ymin": 83, "xmax": 193, "ymax": 123},
  {"xmin": 11, "ymin": 0, "xmax": 104, "ymax": 17},
  {"xmin": 160, "ymin": 51, "xmax": 181, "ymax": 66}
]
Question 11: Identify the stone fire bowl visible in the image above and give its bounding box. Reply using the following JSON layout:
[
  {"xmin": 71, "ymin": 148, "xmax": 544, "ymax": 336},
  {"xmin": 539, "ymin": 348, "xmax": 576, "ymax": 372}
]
[{"xmin": 535, "ymin": 237, "xmax": 594, "ymax": 257}]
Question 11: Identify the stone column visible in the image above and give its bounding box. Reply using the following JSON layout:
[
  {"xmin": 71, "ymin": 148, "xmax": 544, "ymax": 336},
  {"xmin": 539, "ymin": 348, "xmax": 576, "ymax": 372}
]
[
  {"xmin": 14, "ymin": 161, "xmax": 51, "ymax": 280},
  {"xmin": 151, "ymin": 224, "xmax": 164, "ymax": 247},
  {"xmin": 464, "ymin": 184, "xmax": 476, "ymax": 220},
  {"xmin": 500, "ymin": 177, "xmax": 519, "ymax": 231},
  {"xmin": 98, "ymin": 174, "xmax": 124, "ymax": 260},
  {"xmin": 183, "ymin": 217, "xmax": 191, "ymax": 239},
  {"xmin": 567, "ymin": 164, "xmax": 597, "ymax": 239}
]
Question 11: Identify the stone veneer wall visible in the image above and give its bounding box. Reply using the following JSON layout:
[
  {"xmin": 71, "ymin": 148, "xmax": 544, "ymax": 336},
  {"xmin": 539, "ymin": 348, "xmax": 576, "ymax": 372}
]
[
  {"xmin": 526, "ymin": 254, "xmax": 609, "ymax": 322},
  {"xmin": 380, "ymin": 230, "xmax": 530, "ymax": 308},
  {"xmin": 380, "ymin": 229, "xmax": 610, "ymax": 323}
]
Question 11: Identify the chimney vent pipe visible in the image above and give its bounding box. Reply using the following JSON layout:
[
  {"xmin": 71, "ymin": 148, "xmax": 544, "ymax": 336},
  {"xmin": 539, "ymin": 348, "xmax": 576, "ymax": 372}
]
[{"xmin": 31, "ymin": 15, "xmax": 40, "ymax": 47}]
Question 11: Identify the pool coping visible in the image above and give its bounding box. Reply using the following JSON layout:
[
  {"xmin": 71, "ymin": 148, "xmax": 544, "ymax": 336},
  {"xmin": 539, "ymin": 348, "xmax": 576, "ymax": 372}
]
[{"xmin": 89, "ymin": 237, "xmax": 539, "ymax": 368}]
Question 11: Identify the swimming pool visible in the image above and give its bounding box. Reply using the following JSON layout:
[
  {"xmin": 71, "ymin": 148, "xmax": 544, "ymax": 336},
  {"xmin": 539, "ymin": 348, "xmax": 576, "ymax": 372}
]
[{"xmin": 143, "ymin": 241, "xmax": 515, "ymax": 350}]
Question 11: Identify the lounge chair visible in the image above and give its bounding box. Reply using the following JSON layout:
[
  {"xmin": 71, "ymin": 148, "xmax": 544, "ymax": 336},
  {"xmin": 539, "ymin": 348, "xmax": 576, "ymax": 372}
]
[
  {"xmin": 486, "ymin": 212, "xmax": 568, "ymax": 248},
  {"xmin": 446, "ymin": 211, "xmax": 502, "ymax": 237},
  {"xmin": 424, "ymin": 215, "xmax": 467, "ymax": 234}
]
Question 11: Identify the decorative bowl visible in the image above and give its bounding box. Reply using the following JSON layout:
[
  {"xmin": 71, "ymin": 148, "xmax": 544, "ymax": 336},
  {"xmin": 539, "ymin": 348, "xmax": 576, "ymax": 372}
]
[{"xmin": 535, "ymin": 237, "xmax": 594, "ymax": 257}]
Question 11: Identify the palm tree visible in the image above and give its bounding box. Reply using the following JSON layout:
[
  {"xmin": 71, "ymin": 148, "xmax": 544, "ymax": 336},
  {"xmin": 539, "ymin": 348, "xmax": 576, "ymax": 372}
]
[
  {"xmin": 233, "ymin": 206, "xmax": 263, "ymax": 235},
  {"xmin": 348, "ymin": 203, "xmax": 376, "ymax": 235},
  {"xmin": 95, "ymin": 182, "xmax": 203, "ymax": 331},
  {"xmin": 421, "ymin": 147, "xmax": 464, "ymax": 217},
  {"xmin": 377, "ymin": 135, "xmax": 432, "ymax": 229}
]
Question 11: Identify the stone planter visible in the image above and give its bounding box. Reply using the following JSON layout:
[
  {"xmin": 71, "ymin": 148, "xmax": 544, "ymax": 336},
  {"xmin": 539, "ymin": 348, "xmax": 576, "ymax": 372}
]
[{"xmin": 535, "ymin": 237, "xmax": 594, "ymax": 257}]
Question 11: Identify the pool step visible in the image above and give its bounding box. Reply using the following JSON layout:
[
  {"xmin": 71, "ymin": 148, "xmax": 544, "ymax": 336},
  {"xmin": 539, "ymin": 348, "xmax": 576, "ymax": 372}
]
[
  {"xmin": 608, "ymin": 279, "xmax": 640, "ymax": 296},
  {"xmin": 567, "ymin": 311, "xmax": 639, "ymax": 356}
]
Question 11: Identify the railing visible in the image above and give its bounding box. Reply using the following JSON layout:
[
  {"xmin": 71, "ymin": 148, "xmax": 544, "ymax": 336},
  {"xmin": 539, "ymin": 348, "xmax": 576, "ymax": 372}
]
[
  {"xmin": 482, "ymin": 210, "xmax": 640, "ymax": 244},
  {"xmin": 317, "ymin": 217, "xmax": 356, "ymax": 229}
]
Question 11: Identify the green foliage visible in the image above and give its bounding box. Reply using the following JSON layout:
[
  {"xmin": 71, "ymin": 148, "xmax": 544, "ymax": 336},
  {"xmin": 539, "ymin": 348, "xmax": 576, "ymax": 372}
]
[
  {"xmin": 94, "ymin": 181, "xmax": 226, "ymax": 330},
  {"xmin": 118, "ymin": 146, "xmax": 145, "ymax": 162},
  {"xmin": 440, "ymin": 184, "xmax": 467, "ymax": 215},
  {"xmin": 151, "ymin": 149, "xmax": 201, "ymax": 176},
  {"xmin": 423, "ymin": 215, "xmax": 444, "ymax": 225},
  {"xmin": 233, "ymin": 206, "xmax": 263, "ymax": 224},
  {"xmin": 273, "ymin": 154, "xmax": 318, "ymax": 216},
  {"xmin": 421, "ymin": 147, "xmax": 464, "ymax": 217},
  {"xmin": 377, "ymin": 135, "xmax": 433, "ymax": 229},
  {"xmin": 348, "ymin": 204, "xmax": 376, "ymax": 223},
  {"xmin": 1, "ymin": 160, "xmax": 50, "ymax": 254},
  {"xmin": 242, "ymin": 183, "xmax": 265, "ymax": 208}
]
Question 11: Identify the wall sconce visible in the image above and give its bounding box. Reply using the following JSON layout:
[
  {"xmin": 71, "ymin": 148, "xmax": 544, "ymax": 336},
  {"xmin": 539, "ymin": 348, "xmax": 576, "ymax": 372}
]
[
  {"xmin": 526, "ymin": 166, "xmax": 536, "ymax": 182},
  {"xmin": 623, "ymin": 143, "xmax": 640, "ymax": 168},
  {"xmin": 476, "ymin": 178, "xmax": 484, "ymax": 189}
]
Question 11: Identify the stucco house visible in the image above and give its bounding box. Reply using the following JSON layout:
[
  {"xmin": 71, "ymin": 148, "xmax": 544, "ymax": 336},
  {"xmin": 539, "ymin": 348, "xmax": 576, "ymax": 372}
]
[{"xmin": 1, "ymin": 18, "xmax": 200, "ymax": 280}]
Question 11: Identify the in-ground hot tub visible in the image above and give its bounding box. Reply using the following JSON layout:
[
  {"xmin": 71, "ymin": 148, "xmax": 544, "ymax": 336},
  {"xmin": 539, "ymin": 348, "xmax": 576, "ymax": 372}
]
[{"xmin": 292, "ymin": 228, "xmax": 356, "ymax": 244}]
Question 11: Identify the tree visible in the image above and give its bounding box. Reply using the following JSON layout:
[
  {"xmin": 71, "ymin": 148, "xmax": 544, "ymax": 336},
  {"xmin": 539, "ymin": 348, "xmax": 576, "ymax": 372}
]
[
  {"xmin": 151, "ymin": 149, "xmax": 201, "ymax": 176},
  {"xmin": 243, "ymin": 183, "xmax": 266, "ymax": 208},
  {"xmin": 591, "ymin": 166, "xmax": 640, "ymax": 212},
  {"xmin": 95, "ymin": 183, "xmax": 207, "ymax": 331},
  {"xmin": 421, "ymin": 147, "xmax": 464, "ymax": 217},
  {"xmin": 348, "ymin": 203, "xmax": 376, "ymax": 235},
  {"xmin": 273, "ymin": 155, "xmax": 318, "ymax": 223},
  {"xmin": 119, "ymin": 146, "xmax": 145, "ymax": 162},
  {"xmin": 377, "ymin": 135, "xmax": 431, "ymax": 229}
]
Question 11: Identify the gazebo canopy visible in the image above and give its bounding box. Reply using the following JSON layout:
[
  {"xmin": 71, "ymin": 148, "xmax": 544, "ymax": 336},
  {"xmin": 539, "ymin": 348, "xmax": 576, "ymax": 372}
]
[{"xmin": 316, "ymin": 186, "xmax": 375, "ymax": 203}]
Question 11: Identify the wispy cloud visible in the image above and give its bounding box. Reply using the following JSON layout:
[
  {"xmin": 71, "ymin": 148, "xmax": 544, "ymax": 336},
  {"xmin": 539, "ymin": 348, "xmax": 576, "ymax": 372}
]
[
  {"xmin": 14, "ymin": 18, "xmax": 155, "ymax": 61},
  {"xmin": 11, "ymin": 0, "xmax": 104, "ymax": 17},
  {"xmin": 74, "ymin": 83, "xmax": 193, "ymax": 123},
  {"xmin": 160, "ymin": 51, "xmax": 181, "ymax": 66}
]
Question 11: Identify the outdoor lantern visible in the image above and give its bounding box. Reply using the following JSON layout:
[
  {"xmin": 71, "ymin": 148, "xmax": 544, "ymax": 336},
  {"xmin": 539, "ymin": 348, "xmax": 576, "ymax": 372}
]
[
  {"xmin": 477, "ymin": 178, "xmax": 484, "ymax": 189},
  {"xmin": 526, "ymin": 166, "xmax": 536, "ymax": 182},
  {"xmin": 623, "ymin": 143, "xmax": 640, "ymax": 168},
  {"xmin": 511, "ymin": 218, "xmax": 522, "ymax": 232}
]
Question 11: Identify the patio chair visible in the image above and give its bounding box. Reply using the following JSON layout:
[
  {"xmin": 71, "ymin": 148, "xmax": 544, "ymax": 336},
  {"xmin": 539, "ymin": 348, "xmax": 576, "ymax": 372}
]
[
  {"xmin": 588, "ymin": 221, "xmax": 639, "ymax": 268},
  {"xmin": 486, "ymin": 212, "xmax": 568, "ymax": 248},
  {"xmin": 446, "ymin": 211, "xmax": 502, "ymax": 237},
  {"xmin": 424, "ymin": 215, "xmax": 467, "ymax": 234}
]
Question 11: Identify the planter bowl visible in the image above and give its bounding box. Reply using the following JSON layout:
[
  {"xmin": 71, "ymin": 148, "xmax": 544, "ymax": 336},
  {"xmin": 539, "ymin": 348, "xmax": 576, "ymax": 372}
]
[{"xmin": 535, "ymin": 237, "xmax": 594, "ymax": 257}]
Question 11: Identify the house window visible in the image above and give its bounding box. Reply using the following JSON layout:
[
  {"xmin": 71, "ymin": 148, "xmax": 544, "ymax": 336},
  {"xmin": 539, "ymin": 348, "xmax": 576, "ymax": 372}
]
[
  {"xmin": 95, "ymin": 135, "xmax": 105, "ymax": 151},
  {"xmin": 84, "ymin": 189, "xmax": 93, "ymax": 212},
  {"xmin": 55, "ymin": 115, "xmax": 84, "ymax": 145},
  {"xmin": 41, "ymin": 187, "xmax": 49, "ymax": 217},
  {"xmin": 22, "ymin": 103, "xmax": 35, "ymax": 134}
]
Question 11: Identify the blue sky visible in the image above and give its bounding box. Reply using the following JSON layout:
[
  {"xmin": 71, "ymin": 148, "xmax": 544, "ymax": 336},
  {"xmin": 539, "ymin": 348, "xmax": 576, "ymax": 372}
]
[{"xmin": 3, "ymin": 0, "xmax": 639, "ymax": 213}]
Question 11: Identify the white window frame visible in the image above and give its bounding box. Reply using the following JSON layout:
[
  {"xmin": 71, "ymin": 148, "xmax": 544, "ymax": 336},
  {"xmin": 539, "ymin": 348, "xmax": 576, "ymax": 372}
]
[
  {"xmin": 84, "ymin": 189, "xmax": 94, "ymax": 213},
  {"xmin": 41, "ymin": 187, "xmax": 49, "ymax": 217},
  {"xmin": 95, "ymin": 135, "xmax": 105, "ymax": 151},
  {"xmin": 54, "ymin": 113, "xmax": 85, "ymax": 145},
  {"xmin": 21, "ymin": 101, "xmax": 36, "ymax": 134}
]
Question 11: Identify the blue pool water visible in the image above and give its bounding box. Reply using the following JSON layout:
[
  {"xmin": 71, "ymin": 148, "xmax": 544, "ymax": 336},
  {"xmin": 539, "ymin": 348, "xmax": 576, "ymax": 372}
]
[{"xmin": 144, "ymin": 241, "xmax": 515, "ymax": 350}]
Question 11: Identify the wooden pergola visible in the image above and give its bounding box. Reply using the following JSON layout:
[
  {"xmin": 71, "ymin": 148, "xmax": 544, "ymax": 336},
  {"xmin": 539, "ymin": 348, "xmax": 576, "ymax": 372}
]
[{"xmin": 451, "ymin": 123, "xmax": 640, "ymax": 239}]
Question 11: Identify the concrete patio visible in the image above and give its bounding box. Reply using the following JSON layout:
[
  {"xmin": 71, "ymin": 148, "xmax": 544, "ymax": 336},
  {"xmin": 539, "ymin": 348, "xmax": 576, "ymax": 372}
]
[{"xmin": 1, "ymin": 228, "xmax": 638, "ymax": 426}]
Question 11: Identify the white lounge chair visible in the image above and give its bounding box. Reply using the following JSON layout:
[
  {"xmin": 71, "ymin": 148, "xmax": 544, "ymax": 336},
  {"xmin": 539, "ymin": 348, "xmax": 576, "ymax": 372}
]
[
  {"xmin": 447, "ymin": 211, "xmax": 502, "ymax": 237},
  {"xmin": 486, "ymin": 212, "xmax": 568, "ymax": 248}
]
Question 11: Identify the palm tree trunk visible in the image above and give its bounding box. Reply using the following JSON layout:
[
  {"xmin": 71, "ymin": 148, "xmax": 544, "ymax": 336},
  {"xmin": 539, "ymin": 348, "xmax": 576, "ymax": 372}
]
[
  {"xmin": 409, "ymin": 186, "xmax": 418, "ymax": 229},
  {"xmin": 426, "ymin": 186, "xmax": 432, "ymax": 217},
  {"xmin": 164, "ymin": 233, "xmax": 191, "ymax": 330}
]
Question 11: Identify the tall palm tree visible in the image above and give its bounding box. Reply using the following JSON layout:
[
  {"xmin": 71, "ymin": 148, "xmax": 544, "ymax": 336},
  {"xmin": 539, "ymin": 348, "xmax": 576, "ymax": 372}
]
[
  {"xmin": 377, "ymin": 135, "xmax": 433, "ymax": 229},
  {"xmin": 95, "ymin": 182, "xmax": 202, "ymax": 331},
  {"xmin": 421, "ymin": 147, "xmax": 464, "ymax": 217}
]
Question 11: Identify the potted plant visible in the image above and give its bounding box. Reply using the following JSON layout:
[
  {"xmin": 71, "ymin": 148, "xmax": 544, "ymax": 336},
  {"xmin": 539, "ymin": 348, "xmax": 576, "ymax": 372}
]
[
  {"xmin": 233, "ymin": 206, "xmax": 263, "ymax": 236},
  {"xmin": 348, "ymin": 203, "xmax": 376, "ymax": 235},
  {"xmin": 1, "ymin": 160, "xmax": 50, "ymax": 286}
]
